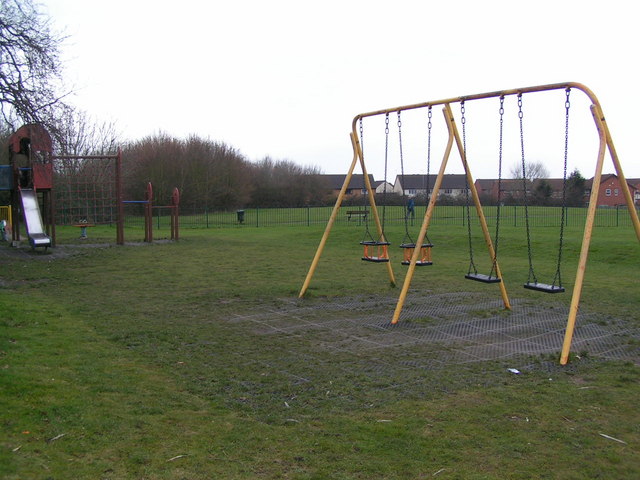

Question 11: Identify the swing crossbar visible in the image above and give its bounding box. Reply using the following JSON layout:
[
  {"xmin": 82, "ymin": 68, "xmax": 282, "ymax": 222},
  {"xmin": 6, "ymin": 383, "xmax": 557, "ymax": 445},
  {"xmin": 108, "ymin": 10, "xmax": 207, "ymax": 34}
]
[
  {"xmin": 465, "ymin": 273, "xmax": 501, "ymax": 284},
  {"xmin": 524, "ymin": 282, "xmax": 565, "ymax": 293}
]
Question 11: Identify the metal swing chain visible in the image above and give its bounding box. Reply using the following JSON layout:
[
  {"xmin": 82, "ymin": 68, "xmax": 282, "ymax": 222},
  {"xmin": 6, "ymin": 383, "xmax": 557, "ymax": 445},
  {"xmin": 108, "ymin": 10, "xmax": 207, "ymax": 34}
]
[
  {"xmin": 359, "ymin": 118, "xmax": 374, "ymax": 242},
  {"xmin": 380, "ymin": 113, "xmax": 390, "ymax": 237},
  {"xmin": 461, "ymin": 101, "xmax": 477, "ymax": 275},
  {"xmin": 490, "ymin": 96, "xmax": 505, "ymax": 278},
  {"xmin": 519, "ymin": 93, "xmax": 537, "ymax": 284},
  {"xmin": 552, "ymin": 88, "xmax": 571, "ymax": 287},
  {"xmin": 398, "ymin": 111, "xmax": 413, "ymax": 244},
  {"xmin": 425, "ymin": 106, "xmax": 433, "ymax": 244},
  {"xmin": 426, "ymin": 106, "xmax": 432, "ymax": 204}
]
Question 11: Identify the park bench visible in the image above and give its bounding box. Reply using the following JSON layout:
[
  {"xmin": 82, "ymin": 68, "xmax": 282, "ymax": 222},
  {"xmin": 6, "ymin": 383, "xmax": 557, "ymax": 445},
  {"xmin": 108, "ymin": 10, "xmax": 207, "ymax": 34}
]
[{"xmin": 346, "ymin": 210, "xmax": 368, "ymax": 221}]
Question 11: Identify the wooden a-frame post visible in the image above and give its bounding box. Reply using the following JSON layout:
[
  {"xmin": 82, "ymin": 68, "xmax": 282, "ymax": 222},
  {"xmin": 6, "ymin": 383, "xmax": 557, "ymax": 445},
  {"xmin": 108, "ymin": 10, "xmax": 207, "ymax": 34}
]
[
  {"xmin": 298, "ymin": 132, "xmax": 395, "ymax": 298},
  {"xmin": 559, "ymin": 102, "xmax": 640, "ymax": 364}
]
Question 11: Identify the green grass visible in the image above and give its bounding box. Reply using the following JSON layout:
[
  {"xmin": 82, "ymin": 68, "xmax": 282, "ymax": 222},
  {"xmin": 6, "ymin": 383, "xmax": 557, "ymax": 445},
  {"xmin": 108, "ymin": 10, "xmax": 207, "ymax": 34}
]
[{"xmin": 1, "ymin": 222, "xmax": 639, "ymax": 478}]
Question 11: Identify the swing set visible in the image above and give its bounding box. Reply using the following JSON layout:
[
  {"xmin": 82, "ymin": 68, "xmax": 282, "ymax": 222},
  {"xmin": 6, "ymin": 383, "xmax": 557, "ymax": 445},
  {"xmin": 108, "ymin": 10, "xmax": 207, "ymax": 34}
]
[{"xmin": 299, "ymin": 82, "xmax": 640, "ymax": 365}]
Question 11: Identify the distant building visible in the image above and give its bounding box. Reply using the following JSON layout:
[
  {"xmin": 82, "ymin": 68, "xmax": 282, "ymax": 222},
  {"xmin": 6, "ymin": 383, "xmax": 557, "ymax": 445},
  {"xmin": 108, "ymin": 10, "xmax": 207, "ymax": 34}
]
[
  {"xmin": 629, "ymin": 178, "xmax": 640, "ymax": 205},
  {"xmin": 322, "ymin": 173, "xmax": 639, "ymax": 207},
  {"xmin": 323, "ymin": 174, "xmax": 375, "ymax": 198},
  {"xmin": 585, "ymin": 174, "xmax": 639, "ymax": 207},
  {"xmin": 393, "ymin": 174, "xmax": 469, "ymax": 198},
  {"xmin": 475, "ymin": 174, "xmax": 639, "ymax": 207},
  {"xmin": 375, "ymin": 180, "xmax": 394, "ymax": 194}
]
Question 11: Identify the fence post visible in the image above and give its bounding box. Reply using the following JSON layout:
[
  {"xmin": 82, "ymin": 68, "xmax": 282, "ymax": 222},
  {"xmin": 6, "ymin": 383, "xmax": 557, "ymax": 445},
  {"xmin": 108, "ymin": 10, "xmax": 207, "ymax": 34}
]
[
  {"xmin": 256, "ymin": 207, "xmax": 259, "ymax": 227},
  {"xmin": 206, "ymin": 208, "xmax": 209, "ymax": 228},
  {"xmin": 307, "ymin": 205, "xmax": 310, "ymax": 227}
]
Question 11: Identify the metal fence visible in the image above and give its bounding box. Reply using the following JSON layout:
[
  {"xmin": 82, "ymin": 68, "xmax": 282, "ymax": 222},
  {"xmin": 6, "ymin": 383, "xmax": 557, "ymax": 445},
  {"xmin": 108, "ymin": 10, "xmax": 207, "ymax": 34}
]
[{"xmin": 138, "ymin": 204, "xmax": 640, "ymax": 231}]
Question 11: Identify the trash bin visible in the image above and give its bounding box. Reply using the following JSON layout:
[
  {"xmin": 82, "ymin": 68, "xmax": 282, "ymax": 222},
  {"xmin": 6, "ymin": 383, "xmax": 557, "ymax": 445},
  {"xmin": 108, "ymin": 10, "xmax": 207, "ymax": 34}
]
[{"xmin": 236, "ymin": 210, "xmax": 245, "ymax": 224}]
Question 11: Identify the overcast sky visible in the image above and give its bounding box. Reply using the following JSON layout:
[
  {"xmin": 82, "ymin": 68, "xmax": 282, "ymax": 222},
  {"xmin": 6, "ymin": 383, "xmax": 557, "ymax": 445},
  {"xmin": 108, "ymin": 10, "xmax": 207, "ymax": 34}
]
[{"xmin": 43, "ymin": 0, "xmax": 639, "ymax": 181}]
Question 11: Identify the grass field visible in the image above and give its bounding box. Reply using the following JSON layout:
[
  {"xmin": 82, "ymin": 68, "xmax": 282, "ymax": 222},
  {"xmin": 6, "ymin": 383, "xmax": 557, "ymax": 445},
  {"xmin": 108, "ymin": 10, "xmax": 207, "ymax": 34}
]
[{"xmin": 1, "ymin": 220, "xmax": 639, "ymax": 479}]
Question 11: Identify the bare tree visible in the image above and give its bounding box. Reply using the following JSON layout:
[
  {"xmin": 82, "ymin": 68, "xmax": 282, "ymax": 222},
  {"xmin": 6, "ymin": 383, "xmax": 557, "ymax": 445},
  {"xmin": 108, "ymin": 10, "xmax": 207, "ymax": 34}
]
[
  {"xmin": 55, "ymin": 105, "xmax": 121, "ymax": 156},
  {"xmin": 0, "ymin": 0, "xmax": 68, "ymax": 133},
  {"xmin": 509, "ymin": 160, "xmax": 550, "ymax": 182},
  {"xmin": 248, "ymin": 157, "xmax": 326, "ymax": 207},
  {"xmin": 121, "ymin": 133, "xmax": 252, "ymax": 209}
]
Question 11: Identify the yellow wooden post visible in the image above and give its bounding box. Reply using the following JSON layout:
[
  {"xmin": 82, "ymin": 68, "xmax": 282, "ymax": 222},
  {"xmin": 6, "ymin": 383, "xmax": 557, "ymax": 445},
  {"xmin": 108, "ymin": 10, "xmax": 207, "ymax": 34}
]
[
  {"xmin": 559, "ymin": 105, "xmax": 609, "ymax": 364},
  {"xmin": 392, "ymin": 106, "xmax": 454, "ymax": 324},
  {"xmin": 299, "ymin": 130, "xmax": 396, "ymax": 297},
  {"xmin": 299, "ymin": 133, "xmax": 360, "ymax": 298}
]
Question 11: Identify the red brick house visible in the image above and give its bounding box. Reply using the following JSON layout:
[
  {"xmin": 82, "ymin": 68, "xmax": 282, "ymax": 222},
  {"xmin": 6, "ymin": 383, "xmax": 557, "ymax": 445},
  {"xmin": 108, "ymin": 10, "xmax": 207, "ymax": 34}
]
[
  {"xmin": 627, "ymin": 178, "xmax": 640, "ymax": 205},
  {"xmin": 475, "ymin": 174, "xmax": 639, "ymax": 207},
  {"xmin": 585, "ymin": 174, "xmax": 638, "ymax": 207}
]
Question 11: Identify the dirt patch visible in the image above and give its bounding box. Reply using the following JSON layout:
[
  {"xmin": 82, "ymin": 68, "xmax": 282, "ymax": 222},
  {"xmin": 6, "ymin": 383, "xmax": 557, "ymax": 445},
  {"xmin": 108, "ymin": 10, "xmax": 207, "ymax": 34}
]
[
  {"xmin": 0, "ymin": 240, "xmax": 171, "ymax": 261},
  {"xmin": 197, "ymin": 292, "xmax": 638, "ymax": 415},
  {"xmin": 235, "ymin": 293, "xmax": 639, "ymax": 365}
]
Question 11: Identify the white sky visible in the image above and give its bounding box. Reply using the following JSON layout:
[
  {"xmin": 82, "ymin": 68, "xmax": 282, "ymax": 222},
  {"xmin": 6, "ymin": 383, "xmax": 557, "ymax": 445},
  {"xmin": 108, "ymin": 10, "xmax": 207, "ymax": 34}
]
[{"xmin": 43, "ymin": 0, "xmax": 640, "ymax": 181}]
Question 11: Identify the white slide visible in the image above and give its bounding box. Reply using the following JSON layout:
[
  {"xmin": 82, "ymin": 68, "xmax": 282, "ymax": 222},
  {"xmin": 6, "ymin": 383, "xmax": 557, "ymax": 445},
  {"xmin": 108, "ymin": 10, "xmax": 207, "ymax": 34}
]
[{"xmin": 19, "ymin": 188, "xmax": 51, "ymax": 248}]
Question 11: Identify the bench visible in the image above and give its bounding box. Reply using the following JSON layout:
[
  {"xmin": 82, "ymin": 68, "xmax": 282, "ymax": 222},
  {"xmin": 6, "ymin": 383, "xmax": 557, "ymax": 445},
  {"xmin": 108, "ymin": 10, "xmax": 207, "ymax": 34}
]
[{"xmin": 346, "ymin": 210, "xmax": 368, "ymax": 221}]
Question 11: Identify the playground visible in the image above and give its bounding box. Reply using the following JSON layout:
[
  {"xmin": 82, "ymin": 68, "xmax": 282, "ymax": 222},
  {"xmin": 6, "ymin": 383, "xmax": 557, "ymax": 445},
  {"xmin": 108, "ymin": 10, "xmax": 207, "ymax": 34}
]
[
  {"xmin": 0, "ymin": 224, "xmax": 638, "ymax": 478},
  {"xmin": 0, "ymin": 124, "xmax": 180, "ymax": 251},
  {"xmin": 1, "ymin": 83, "xmax": 639, "ymax": 478}
]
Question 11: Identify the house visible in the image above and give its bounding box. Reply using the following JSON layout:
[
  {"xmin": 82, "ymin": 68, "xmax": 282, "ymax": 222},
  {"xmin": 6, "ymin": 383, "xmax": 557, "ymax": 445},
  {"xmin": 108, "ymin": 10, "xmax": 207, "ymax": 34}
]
[
  {"xmin": 475, "ymin": 178, "xmax": 529, "ymax": 203},
  {"xmin": 324, "ymin": 172, "xmax": 640, "ymax": 207},
  {"xmin": 393, "ymin": 174, "xmax": 469, "ymax": 198},
  {"xmin": 475, "ymin": 179, "xmax": 498, "ymax": 199},
  {"xmin": 491, "ymin": 178, "xmax": 565, "ymax": 204},
  {"xmin": 584, "ymin": 174, "xmax": 639, "ymax": 207},
  {"xmin": 475, "ymin": 173, "xmax": 639, "ymax": 207},
  {"xmin": 323, "ymin": 174, "xmax": 376, "ymax": 198},
  {"xmin": 627, "ymin": 178, "xmax": 640, "ymax": 205},
  {"xmin": 375, "ymin": 180, "xmax": 394, "ymax": 194}
]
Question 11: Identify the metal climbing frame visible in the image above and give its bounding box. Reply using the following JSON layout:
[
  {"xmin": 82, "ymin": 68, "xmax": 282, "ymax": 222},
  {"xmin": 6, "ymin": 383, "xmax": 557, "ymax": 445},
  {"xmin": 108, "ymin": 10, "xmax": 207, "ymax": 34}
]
[
  {"xmin": 299, "ymin": 82, "xmax": 640, "ymax": 365},
  {"xmin": 53, "ymin": 150, "xmax": 124, "ymax": 245}
]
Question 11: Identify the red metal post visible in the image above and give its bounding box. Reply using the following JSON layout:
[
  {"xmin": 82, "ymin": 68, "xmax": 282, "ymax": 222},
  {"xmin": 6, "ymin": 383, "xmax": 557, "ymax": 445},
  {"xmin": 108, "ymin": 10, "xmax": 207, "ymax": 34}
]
[
  {"xmin": 115, "ymin": 148, "xmax": 124, "ymax": 245},
  {"xmin": 145, "ymin": 182, "xmax": 153, "ymax": 243},
  {"xmin": 171, "ymin": 187, "xmax": 180, "ymax": 240},
  {"xmin": 116, "ymin": 148, "xmax": 124, "ymax": 245}
]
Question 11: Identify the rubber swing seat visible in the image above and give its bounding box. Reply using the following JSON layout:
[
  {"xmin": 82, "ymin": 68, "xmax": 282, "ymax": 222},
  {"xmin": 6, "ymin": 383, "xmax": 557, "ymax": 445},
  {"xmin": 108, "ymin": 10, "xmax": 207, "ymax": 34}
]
[
  {"xmin": 523, "ymin": 282, "xmax": 565, "ymax": 293},
  {"xmin": 401, "ymin": 260, "xmax": 433, "ymax": 266},
  {"xmin": 465, "ymin": 273, "xmax": 501, "ymax": 283},
  {"xmin": 362, "ymin": 256, "xmax": 390, "ymax": 263}
]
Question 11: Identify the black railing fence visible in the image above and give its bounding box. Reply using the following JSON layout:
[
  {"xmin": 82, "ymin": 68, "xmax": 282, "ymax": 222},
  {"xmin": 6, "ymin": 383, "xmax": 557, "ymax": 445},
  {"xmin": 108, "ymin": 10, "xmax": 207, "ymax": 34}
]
[{"xmin": 127, "ymin": 204, "xmax": 640, "ymax": 231}]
